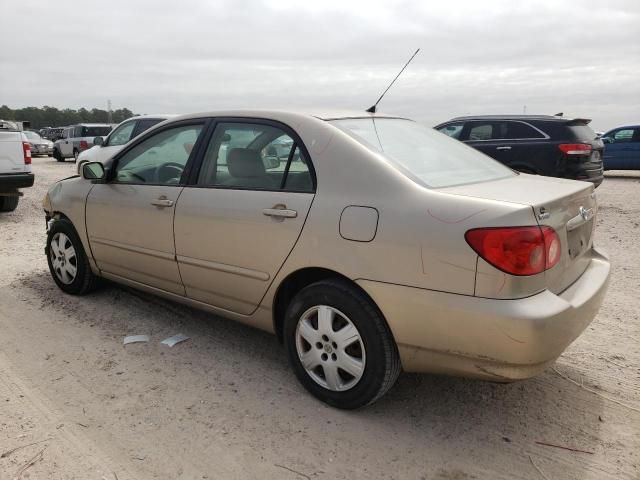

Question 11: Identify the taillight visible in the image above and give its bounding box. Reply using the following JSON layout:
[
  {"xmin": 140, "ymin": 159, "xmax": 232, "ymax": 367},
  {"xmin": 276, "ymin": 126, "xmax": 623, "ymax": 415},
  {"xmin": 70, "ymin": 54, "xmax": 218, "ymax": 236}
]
[
  {"xmin": 79, "ymin": 140, "xmax": 89, "ymax": 151},
  {"xmin": 465, "ymin": 226, "xmax": 561, "ymax": 276},
  {"xmin": 22, "ymin": 142, "xmax": 32, "ymax": 165},
  {"xmin": 558, "ymin": 143, "xmax": 592, "ymax": 155}
]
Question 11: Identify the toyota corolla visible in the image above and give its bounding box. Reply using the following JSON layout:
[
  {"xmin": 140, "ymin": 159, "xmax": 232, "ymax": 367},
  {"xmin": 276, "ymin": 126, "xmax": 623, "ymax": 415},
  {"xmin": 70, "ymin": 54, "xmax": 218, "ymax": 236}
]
[{"xmin": 42, "ymin": 110, "xmax": 610, "ymax": 409}]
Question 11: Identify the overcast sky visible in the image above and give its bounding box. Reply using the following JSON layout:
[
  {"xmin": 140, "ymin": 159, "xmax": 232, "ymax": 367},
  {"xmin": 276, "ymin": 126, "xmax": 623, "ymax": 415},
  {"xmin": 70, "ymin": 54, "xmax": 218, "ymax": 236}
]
[{"xmin": 1, "ymin": 0, "xmax": 639, "ymax": 131}]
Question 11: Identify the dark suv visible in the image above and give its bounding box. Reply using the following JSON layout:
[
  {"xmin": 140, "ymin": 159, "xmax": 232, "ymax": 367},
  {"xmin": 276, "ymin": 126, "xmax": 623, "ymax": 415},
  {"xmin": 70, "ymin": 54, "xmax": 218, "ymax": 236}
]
[{"xmin": 435, "ymin": 115, "xmax": 604, "ymax": 186}]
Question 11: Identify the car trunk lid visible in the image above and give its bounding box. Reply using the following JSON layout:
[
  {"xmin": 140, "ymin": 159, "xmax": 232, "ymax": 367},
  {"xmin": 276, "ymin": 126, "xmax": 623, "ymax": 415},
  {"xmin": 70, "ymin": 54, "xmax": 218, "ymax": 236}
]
[{"xmin": 442, "ymin": 174, "xmax": 596, "ymax": 294}]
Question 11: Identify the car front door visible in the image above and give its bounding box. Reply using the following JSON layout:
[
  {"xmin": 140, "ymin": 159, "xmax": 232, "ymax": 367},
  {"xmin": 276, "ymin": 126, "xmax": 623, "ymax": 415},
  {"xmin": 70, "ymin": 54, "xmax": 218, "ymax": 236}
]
[
  {"xmin": 603, "ymin": 128, "xmax": 639, "ymax": 170},
  {"xmin": 85, "ymin": 121, "xmax": 206, "ymax": 295},
  {"xmin": 174, "ymin": 120, "xmax": 315, "ymax": 315},
  {"xmin": 461, "ymin": 121, "xmax": 511, "ymax": 163}
]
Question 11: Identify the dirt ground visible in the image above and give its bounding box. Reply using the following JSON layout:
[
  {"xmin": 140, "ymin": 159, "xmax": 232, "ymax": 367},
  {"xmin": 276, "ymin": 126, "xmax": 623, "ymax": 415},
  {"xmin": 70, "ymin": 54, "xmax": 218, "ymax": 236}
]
[{"xmin": 0, "ymin": 156, "xmax": 638, "ymax": 480}]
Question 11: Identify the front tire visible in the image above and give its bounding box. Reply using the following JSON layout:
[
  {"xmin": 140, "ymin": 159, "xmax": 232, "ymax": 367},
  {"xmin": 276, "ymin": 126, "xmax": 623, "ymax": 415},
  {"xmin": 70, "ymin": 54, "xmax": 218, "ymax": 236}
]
[
  {"xmin": 53, "ymin": 148, "xmax": 64, "ymax": 162},
  {"xmin": 46, "ymin": 219, "xmax": 99, "ymax": 295},
  {"xmin": 0, "ymin": 195, "xmax": 19, "ymax": 212},
  {"xmin": 284, "ymin": 279, "xmax": 401, "ymax": 409}
]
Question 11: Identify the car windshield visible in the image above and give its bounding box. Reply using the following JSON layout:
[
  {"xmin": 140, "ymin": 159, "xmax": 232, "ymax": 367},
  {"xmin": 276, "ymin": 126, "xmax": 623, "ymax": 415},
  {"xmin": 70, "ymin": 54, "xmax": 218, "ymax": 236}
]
[
  {"xmin": 82, "ymin": 126, "xmax": 112, "ymax": 137},
  {"xmin": 24, "ymin": 131, "xmax": 42, "ymax": 140},
  {"xmin": 330, "ymin": 118, "xmax": 514, "ymax": 188}
]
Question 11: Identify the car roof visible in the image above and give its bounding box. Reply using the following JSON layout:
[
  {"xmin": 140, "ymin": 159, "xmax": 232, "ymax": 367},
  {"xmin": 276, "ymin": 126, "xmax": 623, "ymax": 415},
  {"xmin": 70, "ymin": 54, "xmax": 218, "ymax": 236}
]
[
  {"xmin": 165, "ymin": 109, "xmax": 409, "ymax": 123},
  {"xmin": 445, "ymin": 114, "xmax": 590, "ymax": 123}
]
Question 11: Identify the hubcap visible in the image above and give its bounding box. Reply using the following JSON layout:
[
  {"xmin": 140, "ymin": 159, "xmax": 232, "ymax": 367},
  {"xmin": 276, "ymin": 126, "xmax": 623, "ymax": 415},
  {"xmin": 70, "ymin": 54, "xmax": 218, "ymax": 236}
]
[
  {"xmin": 50, "ymin": 232, "xmax": 77, "ymax": 285},
  {"xmin": 295, "ymin": 305, "xmax": 366, "ymax": 392}
]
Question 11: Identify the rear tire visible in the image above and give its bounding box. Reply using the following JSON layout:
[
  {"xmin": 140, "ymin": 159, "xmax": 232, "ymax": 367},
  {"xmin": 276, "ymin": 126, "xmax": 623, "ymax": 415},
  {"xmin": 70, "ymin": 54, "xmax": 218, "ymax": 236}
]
[
  {"xmin": 0, "ymin": 195, "xmax": 19, "ymax": 212},
  {"xmin": 73, "ymin": 149, "xmax": 79, "ymax": 162},
  {"xmin": 283, "ymin": 279, "xmax": 401, "ymax": 409},
  {"xmin": 46, "ymin": 219, "xmax": 99, "ymax": 295}
]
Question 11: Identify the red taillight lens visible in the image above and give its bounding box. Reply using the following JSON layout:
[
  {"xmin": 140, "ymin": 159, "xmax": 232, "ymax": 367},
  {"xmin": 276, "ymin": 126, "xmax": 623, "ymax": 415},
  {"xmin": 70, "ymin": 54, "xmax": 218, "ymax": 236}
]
[
  {"xmin": 465, "ymin": 226, "xmax": 561, "ymax": 276},
  {"xmin": 79, "ymin": 140, "xmax": 89, "ymax": 151},
  {"xmin": 558, "ymin": 143, "xmax": 592, "ymax": 155},
  {"xmin": 22, "ymin": 142, "xmax": 32, "ymax": 165}
]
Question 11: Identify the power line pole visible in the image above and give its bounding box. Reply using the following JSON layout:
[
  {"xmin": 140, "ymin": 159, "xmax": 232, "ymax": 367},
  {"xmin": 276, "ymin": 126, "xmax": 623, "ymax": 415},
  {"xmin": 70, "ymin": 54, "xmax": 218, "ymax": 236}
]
[{"xmin": 107, "ymin": 99, "xmax": 113, "ymax": 124}]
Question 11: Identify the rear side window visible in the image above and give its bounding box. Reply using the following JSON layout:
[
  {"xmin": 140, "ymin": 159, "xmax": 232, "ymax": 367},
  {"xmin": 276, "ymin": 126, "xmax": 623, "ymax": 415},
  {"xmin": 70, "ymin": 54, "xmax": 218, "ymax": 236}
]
[
  {"xmin": 82, "ymin": 126, "xmax": 112, "ymax": 137},
  {"xmin": 136, "ymin": 118, "xmax": 164, "ymax": 134},
  {"xmin": 504, "ymin": 121, "xmax": 545, "ymax": 139},
  {"xmin": 197, "ymin": 122, "xmax": 313, "ymax": 192}
]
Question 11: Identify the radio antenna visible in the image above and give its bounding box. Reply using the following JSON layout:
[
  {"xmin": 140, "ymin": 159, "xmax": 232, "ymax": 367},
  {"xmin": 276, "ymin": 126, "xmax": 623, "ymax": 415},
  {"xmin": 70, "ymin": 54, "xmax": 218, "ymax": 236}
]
[{"xmin": 366, "ymin": 48, "xmax": 420, "ymax": 113}]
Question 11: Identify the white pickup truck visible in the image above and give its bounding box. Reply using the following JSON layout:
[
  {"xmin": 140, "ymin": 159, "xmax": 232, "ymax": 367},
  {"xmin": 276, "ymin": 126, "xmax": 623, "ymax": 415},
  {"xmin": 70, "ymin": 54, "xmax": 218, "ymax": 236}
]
[{"xmin": 0, "ymin": 120, "xmax": 34, "ymax": 212}]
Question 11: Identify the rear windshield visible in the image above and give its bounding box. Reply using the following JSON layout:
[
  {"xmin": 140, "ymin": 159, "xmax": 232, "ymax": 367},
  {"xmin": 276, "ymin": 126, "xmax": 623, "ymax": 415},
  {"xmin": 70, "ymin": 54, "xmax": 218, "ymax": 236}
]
[
  {"xmin": 82, "ymin": 126, "xmax": 112, "ymax": 137},
  {"xmin": 330, "ymin": 118, "xmax": 514, "ymax": 188},
  {"xmin": 567, "ymin": 124, "xmax": 597, "ymax": 142}
]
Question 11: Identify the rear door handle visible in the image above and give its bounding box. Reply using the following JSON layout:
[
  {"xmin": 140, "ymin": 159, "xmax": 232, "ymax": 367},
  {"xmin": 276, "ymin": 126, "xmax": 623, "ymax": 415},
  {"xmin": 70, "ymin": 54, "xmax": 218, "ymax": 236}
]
[
  {"xmin": 496, "ymin": 146, "xmax": 512, "ymax": 150},
  {"xmin": 151, "ymin": 196, "xmax": 174, "ymax": 208},
  {"xmin": 263, "ymin": 204, "xmax": 297, "ymax": 218}
]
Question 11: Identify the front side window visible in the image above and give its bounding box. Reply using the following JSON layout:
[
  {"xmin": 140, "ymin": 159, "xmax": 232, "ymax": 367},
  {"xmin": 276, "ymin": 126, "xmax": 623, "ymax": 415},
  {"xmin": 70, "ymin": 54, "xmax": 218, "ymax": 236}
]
[
  {"xmin": 437, "ymin": 123, "xmax": 464, "ymax": 139},
  {"xmin": 107, "ymin": 121, "xmax": 136, "ymax": 146},
  {"xmin": 113, "ymin": 124, "xmax": 203, "ymax": 185},
  {"xmin": 612, "ymin": 129, "xmax": 634, "ymax": 143},
  {"xmin": 467, "ymin": 123, "xmax": 495, "ymax": 141},
  {"xmin": 331, "ymin": 118, "xmax": 514, "ymax": 188},
  {"xmin": 197, "ymin": 122, "xmax": 313, "ymax": 192}
]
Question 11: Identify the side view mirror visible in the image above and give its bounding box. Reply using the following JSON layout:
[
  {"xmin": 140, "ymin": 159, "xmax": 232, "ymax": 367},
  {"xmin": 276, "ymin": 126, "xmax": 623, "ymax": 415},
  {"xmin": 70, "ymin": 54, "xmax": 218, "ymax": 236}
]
[
  {"xmin": 93, "ymin": 136, "xmax": 104, "ymax": 146},
  {"xmin": 82, "ymin": 161, "xmax": 105, "ymax": 181},
  {"xmin": 601, "ymin": 137, "xmax": 612, "ymax": 144}
]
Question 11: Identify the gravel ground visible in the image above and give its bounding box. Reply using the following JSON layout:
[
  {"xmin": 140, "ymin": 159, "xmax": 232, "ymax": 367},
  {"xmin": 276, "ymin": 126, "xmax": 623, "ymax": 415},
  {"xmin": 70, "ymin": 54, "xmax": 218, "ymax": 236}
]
[{"xmin": 0, "ymin": 156, "xmax": 638, "ymax": 480}]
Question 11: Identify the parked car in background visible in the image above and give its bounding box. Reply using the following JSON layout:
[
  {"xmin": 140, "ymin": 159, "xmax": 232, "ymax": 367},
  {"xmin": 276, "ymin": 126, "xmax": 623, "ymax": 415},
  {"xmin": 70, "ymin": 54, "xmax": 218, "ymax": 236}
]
[
  {"xmin": 23, "ymin": 130, "xmax": 54, "ymax": 156},
  {"xmin": 76, "ymin": 115, "xmax": 175, "ymax": 173},
  {"xmin": 435, "ymin": 115, "xmax": 604, "ymax": 186},
  {"xmin": 53, "ymin": 123, "xmax": 112, "ymax": 162},
  {"xmin": 601, "ymin": 125, "xmax": 640, "ymax": 170},
  {"xmin": 0, "ymin": 119, "xmax": 33, "ymax": 212},
  {"xmin": 43, "ymin": 110, "xmax": 610, "ymax": 408}
]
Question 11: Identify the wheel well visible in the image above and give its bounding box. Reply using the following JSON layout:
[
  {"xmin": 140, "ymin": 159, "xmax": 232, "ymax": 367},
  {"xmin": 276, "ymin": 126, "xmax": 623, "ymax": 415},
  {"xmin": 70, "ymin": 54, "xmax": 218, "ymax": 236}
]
[{"xmin": 273, "ymin": 267, "xmax": 377, "ymax": 343}]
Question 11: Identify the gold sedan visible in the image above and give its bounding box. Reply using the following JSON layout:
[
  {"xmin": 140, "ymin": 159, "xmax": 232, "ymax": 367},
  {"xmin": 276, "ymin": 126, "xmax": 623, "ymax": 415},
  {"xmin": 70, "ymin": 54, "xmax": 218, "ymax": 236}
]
[{"xmin": 43, "ymin": 110, "xmax": 610, "ymax": 409}]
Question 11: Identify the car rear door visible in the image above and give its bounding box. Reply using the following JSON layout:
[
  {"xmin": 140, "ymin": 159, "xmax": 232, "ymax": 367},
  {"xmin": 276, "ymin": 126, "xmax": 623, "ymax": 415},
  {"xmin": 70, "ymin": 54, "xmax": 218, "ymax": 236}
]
[
  {"xmin": 174, "ymin": 119, "xmax": 315, "ymax": 315},
  {"xmin": 85, "ymin": 120, "xmax": 206, "ymax": 295}
]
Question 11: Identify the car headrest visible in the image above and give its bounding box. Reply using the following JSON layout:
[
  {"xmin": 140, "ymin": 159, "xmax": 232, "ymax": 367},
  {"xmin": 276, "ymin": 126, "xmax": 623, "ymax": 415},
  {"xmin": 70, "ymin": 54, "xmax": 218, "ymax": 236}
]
[{"xmin": 227, "ymin": 148, "xmax": 265, "ymax": 178}]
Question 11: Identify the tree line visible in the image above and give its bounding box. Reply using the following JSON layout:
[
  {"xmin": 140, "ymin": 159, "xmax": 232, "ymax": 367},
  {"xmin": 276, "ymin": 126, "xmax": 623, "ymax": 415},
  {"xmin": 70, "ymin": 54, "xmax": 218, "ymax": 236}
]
[{"xmin": 0, "ymin": 105, "xmax": 136, "ymax": 129}]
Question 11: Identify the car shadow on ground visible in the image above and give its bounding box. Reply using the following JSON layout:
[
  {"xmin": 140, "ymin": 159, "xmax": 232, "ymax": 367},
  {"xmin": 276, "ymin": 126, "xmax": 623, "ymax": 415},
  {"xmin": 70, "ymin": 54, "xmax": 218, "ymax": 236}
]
[
  {"xmin": 10, "ymin": 269, "xmax": 607, "ymax": 477},
  {"xmin": 604, "ymin": 172, "xmax": 640, "ymax": 181}
]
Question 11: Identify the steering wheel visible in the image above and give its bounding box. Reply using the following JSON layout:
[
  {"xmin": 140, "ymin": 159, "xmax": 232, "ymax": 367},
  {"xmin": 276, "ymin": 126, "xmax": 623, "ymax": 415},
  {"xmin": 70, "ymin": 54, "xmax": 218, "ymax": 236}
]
[{"xmin": 155, "ymin": 162, "xmax": 184, "ymax": 184}]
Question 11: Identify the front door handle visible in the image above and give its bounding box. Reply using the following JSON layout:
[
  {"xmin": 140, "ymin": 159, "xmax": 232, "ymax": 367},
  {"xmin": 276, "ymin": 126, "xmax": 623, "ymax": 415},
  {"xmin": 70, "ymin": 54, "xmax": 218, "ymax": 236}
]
[
  {"xmin": 263, "ymin": 204, "xmax": 297, "ymax": 218},
  {"xmin": 496, "ymin": 146, "xmax": 512, "ymax": 150},
  {"xmin": 151, "ymin": 196, "xmax": 174, "ymax": 208}
]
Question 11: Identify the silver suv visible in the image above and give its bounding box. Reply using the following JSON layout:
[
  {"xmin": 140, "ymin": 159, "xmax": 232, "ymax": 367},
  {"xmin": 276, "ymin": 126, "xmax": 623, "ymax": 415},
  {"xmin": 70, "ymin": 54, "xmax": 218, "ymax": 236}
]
[{"xmin": 53, "ymin": 123, "xmax": 113, "ymax": 162}]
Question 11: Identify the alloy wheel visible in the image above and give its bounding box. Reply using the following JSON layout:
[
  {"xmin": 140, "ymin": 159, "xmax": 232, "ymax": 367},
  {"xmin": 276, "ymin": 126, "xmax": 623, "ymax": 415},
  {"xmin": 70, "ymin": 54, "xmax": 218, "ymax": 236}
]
[
  {"xmin": 50, "ymin": 232, "xmax": 77, "ymax": 284},
  {"xmin": 295, "ymin": 305, "xmax": 366, "ymax": 391}
]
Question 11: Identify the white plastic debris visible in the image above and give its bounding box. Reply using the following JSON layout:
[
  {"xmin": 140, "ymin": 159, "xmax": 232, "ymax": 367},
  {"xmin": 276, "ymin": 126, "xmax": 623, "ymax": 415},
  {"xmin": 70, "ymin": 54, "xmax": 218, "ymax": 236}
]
[
  {"xmin": 160, "ymin": 333, "xmax": 190, "ymax": 347},
  {"xmin": 123, "ymin": 335, "xmax": 150, "ymax": 345}
]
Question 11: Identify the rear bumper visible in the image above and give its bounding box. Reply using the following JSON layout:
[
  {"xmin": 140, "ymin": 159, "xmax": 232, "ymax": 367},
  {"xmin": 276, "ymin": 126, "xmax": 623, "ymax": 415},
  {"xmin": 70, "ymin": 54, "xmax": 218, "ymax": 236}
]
[
  {"xmin": 357, "ymin": 247, "xmax": 610, "ymax": 381},
  {"xmin": 0, "ymin": 172, "xmax": 35, "ymax": 191}
]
